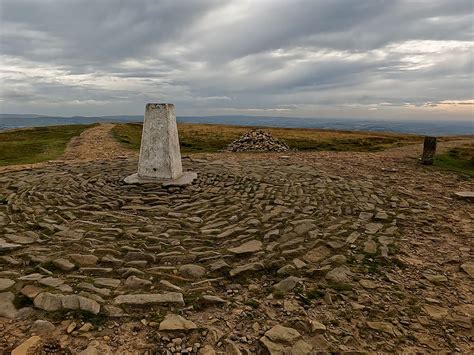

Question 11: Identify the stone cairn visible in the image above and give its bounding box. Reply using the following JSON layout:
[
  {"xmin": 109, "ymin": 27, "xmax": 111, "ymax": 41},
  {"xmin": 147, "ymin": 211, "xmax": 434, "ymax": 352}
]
[{"xmin": 224, "ymin": 128, "xmax": 291, "ymax": 152}]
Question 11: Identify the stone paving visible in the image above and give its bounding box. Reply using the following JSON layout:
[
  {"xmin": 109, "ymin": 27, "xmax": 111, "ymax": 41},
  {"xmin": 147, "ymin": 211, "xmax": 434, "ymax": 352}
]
[{"xmin": 0, "ymin": 146, "xmax": 473, "ymax": 353}]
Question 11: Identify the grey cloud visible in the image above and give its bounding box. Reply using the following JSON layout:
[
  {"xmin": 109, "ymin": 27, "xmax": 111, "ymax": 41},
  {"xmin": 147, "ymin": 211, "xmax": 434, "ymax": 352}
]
[{"xmin": 0, "ymin": 0, "xmax": 472, "ymax": 118}]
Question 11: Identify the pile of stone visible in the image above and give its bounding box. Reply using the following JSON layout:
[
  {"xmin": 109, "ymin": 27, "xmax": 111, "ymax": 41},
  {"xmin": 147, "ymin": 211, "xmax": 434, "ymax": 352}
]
[{"xmin": 224, "ymin": 129, "xmax": 291, "ymax": 152}]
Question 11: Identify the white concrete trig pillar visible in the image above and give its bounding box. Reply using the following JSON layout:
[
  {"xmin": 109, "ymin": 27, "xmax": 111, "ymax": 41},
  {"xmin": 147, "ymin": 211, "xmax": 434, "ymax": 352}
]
[
  {"xmin": 138, "ymin": 103, "xmax": 182, "ymax": 179},
  {"xmin": 124, "ymin": 103, "xmax": 197, "ymax": 186}
]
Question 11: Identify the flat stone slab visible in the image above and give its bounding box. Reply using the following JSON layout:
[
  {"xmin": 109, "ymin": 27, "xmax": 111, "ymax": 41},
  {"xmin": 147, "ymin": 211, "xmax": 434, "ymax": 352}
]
[
  {"xmin": 124, "ymin": 171, "xmax": 197, "ymax": 186},
  {"xmin": 0, "ymin": 292, "xmax": 17, "ymax": 319},
  {"xmin": 0, "ymin": 239, "xmax": 22, "ymax": 252},
  {"xmin": 228, "ymin": 240, "xmax": 262, "ymax": 254},
  {"xmin": 0, "ymin": 278, "xmax": 15, "ymax": 291},
  {"xmin": 454, "ymin": 191, "xmax": 474, "ymax": 200},
  {"xmin": 114, "ymin": 292, "xmax": 185, "ymax": 306}
]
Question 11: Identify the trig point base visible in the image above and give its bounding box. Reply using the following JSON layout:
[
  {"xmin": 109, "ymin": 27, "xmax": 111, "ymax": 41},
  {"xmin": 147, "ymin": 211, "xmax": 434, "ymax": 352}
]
[{"xmin": 124, "ymin": 103, "xmax": 197, "ymax": 186}]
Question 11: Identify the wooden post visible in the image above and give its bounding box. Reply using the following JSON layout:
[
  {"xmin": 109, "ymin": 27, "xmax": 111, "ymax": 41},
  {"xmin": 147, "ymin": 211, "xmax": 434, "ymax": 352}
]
[{"xmin": 421, "ymin": 136, "xmax": 437, "ymax": 165}]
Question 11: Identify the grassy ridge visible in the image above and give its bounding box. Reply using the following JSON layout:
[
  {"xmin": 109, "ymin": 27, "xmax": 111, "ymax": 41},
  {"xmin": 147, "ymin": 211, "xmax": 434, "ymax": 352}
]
[
  {"xmin": 0, "ymin": 124, "xmax": 95, "ymax": 166},
  {"xmin": 112, "ymin": 123, "xmax": 423, "ymax": 153},
  {"xmin": 434, "ymin": 144, "xmax": 474, "ymax": 177}
]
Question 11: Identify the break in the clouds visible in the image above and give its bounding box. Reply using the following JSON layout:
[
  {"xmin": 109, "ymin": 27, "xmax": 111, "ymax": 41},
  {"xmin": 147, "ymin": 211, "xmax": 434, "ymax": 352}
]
[{"xmin": 0, "ymin": 0, "xmax": 473, "ymax": 120}]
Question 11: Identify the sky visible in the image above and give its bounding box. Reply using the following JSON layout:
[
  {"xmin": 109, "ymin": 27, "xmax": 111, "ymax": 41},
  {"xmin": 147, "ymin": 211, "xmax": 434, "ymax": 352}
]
[{"xmin": 0, "ymin": 0, "xmax": 473, "ymax": 121}]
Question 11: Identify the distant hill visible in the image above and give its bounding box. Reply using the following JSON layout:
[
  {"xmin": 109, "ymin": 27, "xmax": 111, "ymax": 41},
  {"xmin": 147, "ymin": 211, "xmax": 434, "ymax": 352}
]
[{"xmin": 1, "ymin": 113, "xmax": 473, "ymax": 136}]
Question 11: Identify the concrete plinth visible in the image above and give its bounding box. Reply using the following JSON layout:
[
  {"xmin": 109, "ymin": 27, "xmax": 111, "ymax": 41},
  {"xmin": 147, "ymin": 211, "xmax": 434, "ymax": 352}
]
[
  {"xmin": 124, "ymin": 171, "xmax": 197, "ymax": 186},
  {"xmin": 124, "ymin": 103, "xmax": 197, "ymax": 186}
]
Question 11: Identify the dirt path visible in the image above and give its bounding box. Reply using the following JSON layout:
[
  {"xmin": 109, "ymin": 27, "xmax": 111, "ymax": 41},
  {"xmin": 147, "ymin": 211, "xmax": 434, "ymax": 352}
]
[{"xmin": 61, "ymin": 123, "xmax": 135, "ymax": 161}]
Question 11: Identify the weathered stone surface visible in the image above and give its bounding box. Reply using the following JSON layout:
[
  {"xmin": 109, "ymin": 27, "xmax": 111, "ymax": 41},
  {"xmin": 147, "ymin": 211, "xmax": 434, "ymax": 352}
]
[
  {"xmin": 158, "ymin": 314, "xmax": 197, "ymax": 331},
  {"xmin": 454, "ymin": 191, "xmax": 474, "ymax": 200},
  {"xmin": 325, "ymin": 266, "xmax": 352, "ymax": 283},
  {"xmin": 0, "ymin": 278, "xmax": 15, "ymax": 291},
  {"xmin": 229, "ymin": 262, "xmax": 264, "ymax": 277},
  {"xmin": 423, "ymin": 304, "xmax": 449, "ymax": 320},
  {"xmin": 304, "ymin": 246, "xmax": 331, "ymax": 263},
  {"xmin": 0, "ymin": 291, "xmax": 17, "ymax": 319},
  {"xmin": 18, "ymin": 273, "xmax": 43, "ymax": 281},
  {"xmin": 11, "ymin": 336, "xmax": 41, "ymax": 355},
  {"xmin": 209, "ymin": 259, "xmax": 231, "ymax": 272},
  {"xmin": 78, "ymin": 296, "xmax": 101, "ymax": 314},
  {"xmin": 34, "ymin": 292, "xmax": 62, "ymax": 312},
  {"xmin": 124, "ymin": 275, "xmax": 152, "ymax": 288},
  {"xmin": 70, "ymin": 254, "xmax": 98, "ymax": 266},
  {"xmin": 460, "ymin": 262, "xmax": 474, "ymax": 278},
  {"xmin": 365, "ymin": 223, "xmax": 383, "ymax": 234},
  {"xmin": 30, "ymin": 320, "xmax": 55, "ymax": 335},
  {"xmin": 4, "ymin": 234, "xmax": 35, "ymax": 244},
  {"xmin": 200, "ymin": 295, "xmax": 229, "ymax": 305},
  {"xmin": 38, "ymin": 277, "xmax": 64, "ymax": 288},
  {"xmin": 366, "ymin": 321, "xmax": 395, "ymax": 336},
  {"xmin": 273, "ymin": 276, "xmax": 299, "ymax": 293},
  {"xmin": 309, "ymin": 320, "xmax": 326, "ymax": 334},
  {"xmin": 359, "ymin": 279, "xmax": 378, "ymax": 289},
  {"xmin": 363, "ymin": 239, "xmax": 377, "ymax": 254},
  {"xmin": 294, "ymin": 222, "xmax": 315, "ymax": 235},
  {"xmin": 265, "ymin": 325, "xmax": 301, "ymax": 344},
  {"xmin": 260, "ymin": 325, "xmax": 312, "ymax": 354},
  {"xmin": 159, "ymin": 280, "xmax": 182, "ymax": 291},
  {"xmin": 423, "ymin": 273, "xmax": 448, "ymax": 283},
  {"xmin": 228, "ymin": 240, "xmax": 262, "ymax": 254},
  {"xmin": 199, "ymin": 345, "xmax": 216, "ymax": 355},
  {"xmin": 104, "ymin": 305, "xmax": 125, "ymax": 317},
  {"xmin": 0, "ymin": 239, "xmax": 22, "ymax": 252},
  {"xmin": 52, "ymin": 258, "xmax": 75, "ymax": 271},
  {"xmin": 179, "ymin": 264, "xmax": 206, "ymax": 279},
  {"xmin": 78, "ymin": 344, "xmax": 99, "ymax": 355},
  {"xmin": 21, "ymin": 285, "xmax": 42, "ymax": 299},
  {"xmin": 114, "ymin": 292, "xmax": 185, "ymax": 306},
  {"xmin": 61, "ymin": 294, "xmax": 80, "ymax": 310},
  {"xmin": 94, "ymin": 278, "xmax": 121, "ymax": 288}
]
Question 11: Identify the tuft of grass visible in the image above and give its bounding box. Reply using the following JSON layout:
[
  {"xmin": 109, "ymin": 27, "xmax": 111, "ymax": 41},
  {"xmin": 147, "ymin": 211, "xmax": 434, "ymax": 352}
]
[
  {"xmin": 48, "ymin": 309, "xmax": 107, "ymax": 326},
  {"xmin": 245, "ymin": 300, "xmax": 260, "ymax": 309},
  {"xmin": 306, "ymin": 288, "xmax": 325, "ymax": 299},
  {"xmin": 273, "ymin": 290, "xmax": 286, "ymax": 299},
  {"xmin": 328, "ymin": 282, "xmax": 353, "ymax": 292},
  {"xmin": 0, "ymin": 124, "xmax": 95, "ymax": 166},
  {"xmin": 433, "ymin": 144, "xmax": 474, "ymax": 177},
  {"xmin": 111, "ymin": 123, "xmax": 424, "ymax": 153}
]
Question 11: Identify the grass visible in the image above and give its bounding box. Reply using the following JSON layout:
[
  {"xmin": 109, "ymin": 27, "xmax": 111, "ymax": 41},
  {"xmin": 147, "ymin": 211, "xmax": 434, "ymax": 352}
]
[
  {"xmin": 0, "ymin": 124, "xmax": 95, "ymax": 166},
  {"xmin": 328, "ymin": 282, "xmax": 353, "ymax": 292},
  {"xmin": 111, "ymin": 123, "xmax": 423, "ymax": 153},
  {"xmin": 434, "ymin": 143, "xmax": 474, "ymax": 177},
  {"xmin": 48, "ymin": 309, "xmax": 107, "ymax": 326}
]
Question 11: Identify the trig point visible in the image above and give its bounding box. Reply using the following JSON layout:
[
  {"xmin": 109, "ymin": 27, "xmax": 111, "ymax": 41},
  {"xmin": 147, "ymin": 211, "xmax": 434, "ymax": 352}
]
[{"xmin": 124, "ymin": 103, "xmax": 197, "ymax": 185}]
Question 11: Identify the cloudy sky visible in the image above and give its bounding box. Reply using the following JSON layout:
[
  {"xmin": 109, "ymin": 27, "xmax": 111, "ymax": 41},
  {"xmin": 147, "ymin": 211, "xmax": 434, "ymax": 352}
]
[{"xmin": 0, "ymin": 0, "xmax": 473, "ymax": 120}]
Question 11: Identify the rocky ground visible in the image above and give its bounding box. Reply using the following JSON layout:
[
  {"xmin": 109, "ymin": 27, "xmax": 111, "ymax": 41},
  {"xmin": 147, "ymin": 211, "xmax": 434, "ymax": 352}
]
[{"xmin": 0, "ymin": 125, "xmax": 473, "ymax": 354}]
